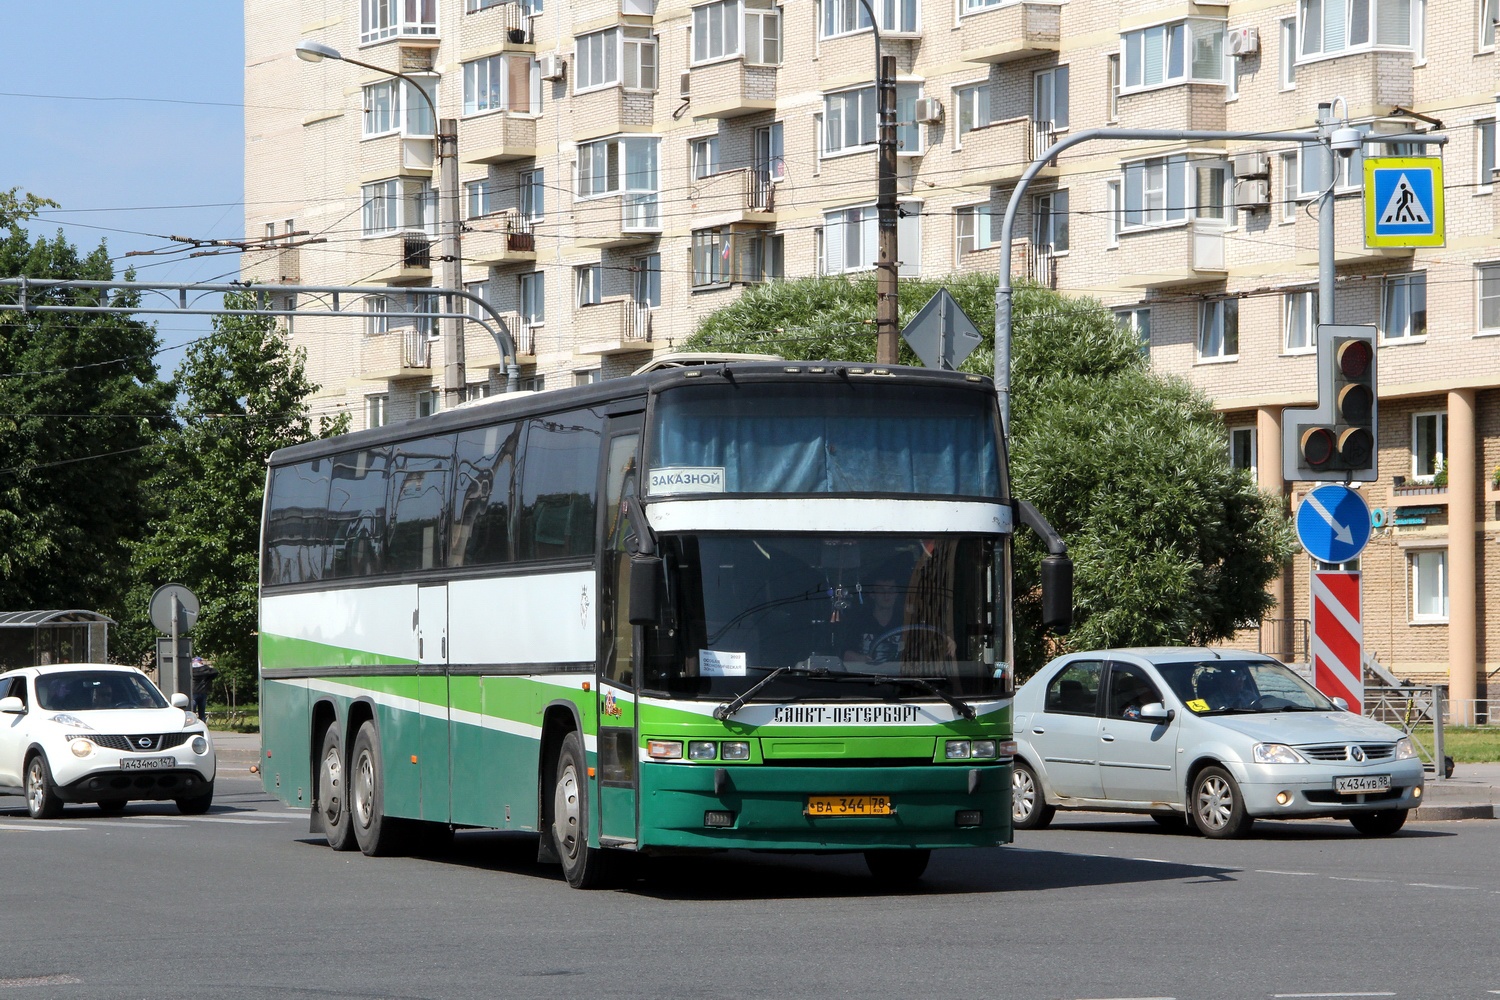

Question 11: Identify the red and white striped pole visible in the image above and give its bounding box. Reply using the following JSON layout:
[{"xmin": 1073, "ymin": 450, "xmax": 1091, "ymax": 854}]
[{"xmin": 1310, "ymin": 570, "xmax": 1363, "ymax": 713}]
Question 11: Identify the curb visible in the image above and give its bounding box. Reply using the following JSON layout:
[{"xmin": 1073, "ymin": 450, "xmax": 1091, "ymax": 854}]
[{"xmin": 1413, "ymin": 804, "xmax": 1496, "ymax": 821}]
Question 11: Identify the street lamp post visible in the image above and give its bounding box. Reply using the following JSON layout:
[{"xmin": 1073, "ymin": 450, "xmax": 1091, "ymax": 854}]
[{"xmin": 296, "ymin": 40, "xmax": 466, "ymax": 408}]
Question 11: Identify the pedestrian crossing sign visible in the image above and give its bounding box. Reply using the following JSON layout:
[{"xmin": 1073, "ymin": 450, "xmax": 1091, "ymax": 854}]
[{"xmin": 1364, "ymin": 156, "xmax": 1444, "ymax": 248}]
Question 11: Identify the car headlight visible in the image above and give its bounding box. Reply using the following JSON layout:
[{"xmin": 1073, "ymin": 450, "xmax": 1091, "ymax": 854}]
[
  {"xmin": 51, "ymin": 713, "xmax": 94, "ymax": 730},
  {"xmin": 1394, "ymin": 737, "xmax": 1418, "ymax": 760},
  {"xmin": 1253, "ymin": 742, "xmax": 1308, "ymax": 765},
  {"xmin": 182, "ymin": 712, "xmax": 199, "ymax": 727},
  {"xmin": 70, "ymin": 737, "xmax": 95, "ymax": 758},
  {"xmin": 191, "ymin": 736, "xmax": 209, "ymax": 755}
]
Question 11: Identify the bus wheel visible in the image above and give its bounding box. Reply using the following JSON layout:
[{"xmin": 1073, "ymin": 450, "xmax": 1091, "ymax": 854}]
[
  {"xmin": 318, "ymin": 724, "xmax": 356, "ymax": 851},
  {"xmin": 552, "ymin": 731, "xmax": 611, "ymax": 888},
  {"xmin": 350, "ymin": 720, "xmax": 403, "ymax": 856},
  {"xmin": 864, "ymin": 849, "xmax": 931, "ymax": 883}
]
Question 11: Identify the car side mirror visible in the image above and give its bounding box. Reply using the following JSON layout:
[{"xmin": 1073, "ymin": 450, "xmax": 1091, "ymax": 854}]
[
  {"xmin": 0, "ymin": 696, "xmax": 24, "ymax": 714},
  {"xmin": 1139, "ymin": 701, "xmax": 1173, "ymax": 723},
  {"xmin": 1331, "ymin": 697, "xmax": 1349, "ymax": 712},
  {"xmin": 170, "ymin": 693, "xmax": 191, "ymax": 710},
  {"xmin": 628, "ymin": 555, "xmax": 663, "ymax": 625}
]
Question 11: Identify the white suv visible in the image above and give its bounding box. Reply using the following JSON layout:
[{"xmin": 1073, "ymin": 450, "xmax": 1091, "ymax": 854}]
[{"xmin": 0, "ymin": 663, "xmax": 216, "ymax": 817}]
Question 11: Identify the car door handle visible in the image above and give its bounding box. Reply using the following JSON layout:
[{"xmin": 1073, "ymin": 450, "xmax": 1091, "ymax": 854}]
[
  {"xmin": 1031, "ymin": 727, "xmax": 1045, "ymax": 734},
  {"xmin": 1100, "ymin": 734, "xmax": 1115, "ymax": 742}
]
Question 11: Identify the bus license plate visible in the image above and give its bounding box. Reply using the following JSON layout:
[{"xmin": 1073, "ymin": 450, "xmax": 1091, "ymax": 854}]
[
  {"xmin": 120, "ymin": 756, "xmax": 174, "ymax": 771},
  {"xmin": 806, "ymin": 795, "xmax": 892, "ymax": 817},
  {"xmin": 1335, "ymin": 774, "xmax": 1391, "ymax": 794}
]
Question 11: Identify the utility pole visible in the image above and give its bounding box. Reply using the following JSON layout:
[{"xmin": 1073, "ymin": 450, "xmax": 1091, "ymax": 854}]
[
  {"xmin": 438, "ymin": 117, "xmax": 465, "ymax": 408},
  {"xmin": 875, "ymin": 53, "xmax": 900, "ymax": 365}
]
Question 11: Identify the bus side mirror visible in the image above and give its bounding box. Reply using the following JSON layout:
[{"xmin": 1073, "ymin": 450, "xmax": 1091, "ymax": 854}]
[
  {"xmin": 629, "ymin": 556, "xmax": 663, "ymax": 625},
  {"xmin": 1041, "ymin": 554, "xmax": 1073, "ymax": 633}
]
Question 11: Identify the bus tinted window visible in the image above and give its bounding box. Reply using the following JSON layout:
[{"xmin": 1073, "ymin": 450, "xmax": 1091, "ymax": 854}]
[
  {"xmin": 329, "ymin": 447, "xmax": 392, "ymax": 579},
  {"xmin": 387, "ymin": 435, "xmax": 454, "ymax": 573},
  {"xmin": 452, "ymin": 422, "xmax": 524, "ymax": 567},
  {"xmin": 264, "ymin": 460, "xmax": 332, "ymax": 585},
  {"xmin": 516, "ymin": 408, "xmax": 604, "ymax": 560},
  {"xmin": 650, "ymin": 384, "xmax": 1002, "ymax": 497}
]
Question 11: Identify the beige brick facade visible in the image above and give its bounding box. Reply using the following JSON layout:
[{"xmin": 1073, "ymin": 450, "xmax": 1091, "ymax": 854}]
[{"xmin": 245, "ymin": 0, "xmax": 1500, "ymax": 708}]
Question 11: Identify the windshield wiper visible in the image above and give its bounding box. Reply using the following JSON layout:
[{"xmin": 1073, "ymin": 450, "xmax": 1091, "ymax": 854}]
[
  {"xmin": 713, "ymin": 666, "xmax": 827, "ymax": 721},
  {"xmin": 832, "ymin": 671, "xmax": 978, "ymax": 721}
]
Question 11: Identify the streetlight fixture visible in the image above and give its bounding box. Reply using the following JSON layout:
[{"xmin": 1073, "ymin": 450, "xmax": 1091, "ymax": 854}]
[{"xmin": 294, "ymin": 40, "xmax": 467, "ymax": 407}]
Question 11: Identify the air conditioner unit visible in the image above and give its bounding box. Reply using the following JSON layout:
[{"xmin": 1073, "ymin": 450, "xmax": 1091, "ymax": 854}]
[
  {"xmin": 1232, "ymin": 151, "xmax": 1271, "ymax": 178},
  {"xmin": 539, "ymin": 53, "xmax": 565, "ymax": 81},
  {"xmin": 1226, "ymin": 25, "xmax": 1260, "ymax": 56},
  {"xmin": 913, "ymin": 97, "xmax": 943, "ymax": 125},
  {"xmin": 679, "ymin": 69, "xmax": 692, "ymax": 98},
  {"xmin": 1233, "ymin": 178, "xmax": 1271, "ymax": 208}
]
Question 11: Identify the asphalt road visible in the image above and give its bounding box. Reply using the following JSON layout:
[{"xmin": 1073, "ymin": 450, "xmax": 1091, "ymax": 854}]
[{"xmin": 2, "ymin": 769, "xmax": 1497, "ymax": 1000}]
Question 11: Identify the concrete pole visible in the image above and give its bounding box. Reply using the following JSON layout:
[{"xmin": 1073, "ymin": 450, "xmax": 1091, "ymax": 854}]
[
  {"xmin": 875, "ymin": 53, "xmax": 900, "ymax": 365},
  {"xmin": 1447, "ymin": 387, "xmax": 1478, "ymax": 725},
  {"xmin": 1316, "ymin": 103, "xmax": 1337, "ymax": 326},
  {"xmin": 439, "ymin": 117, "xmax": 465, "ymax": 407}
]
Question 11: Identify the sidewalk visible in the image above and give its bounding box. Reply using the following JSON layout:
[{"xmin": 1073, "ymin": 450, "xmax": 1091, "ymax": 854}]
[{"xmin": 208, "ymin": 730, "xmax": 1496, "ymax": 820}]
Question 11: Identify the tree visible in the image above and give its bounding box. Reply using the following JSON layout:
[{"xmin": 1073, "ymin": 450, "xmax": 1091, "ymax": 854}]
[
  {"xmin": 121, "ymin": 293, "xmax": 348, "ymax": 700},
  {"xmin": 683, "ymin": 275, "xmax": 1294, "ymax": 675},
  {"xmin": 0, "ymin": 214, "xmax": 174, "ymax": 617}
]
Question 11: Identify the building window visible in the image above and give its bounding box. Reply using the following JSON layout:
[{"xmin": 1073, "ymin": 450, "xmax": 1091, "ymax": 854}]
[
  {"xmin": 1298, "ymin": 0, "xmax": 1424, "ymax": 59},
  {"xmin": 1122, "ymin": 155, "xmax": 1187, "ymax": 227},
  {"xmin": 956, "ymin": 84, "xmax": 992, "ymax": 138},
  {"xmin": 1411, "ymin": 411, "xmax": 1447, "ymax": 481},
  {"xmin": 1484, "ymin": 0, "xmax": 1500, "ymax": 49},
  {"xmin": 1106, "ymin": 54, "xmax": 1121, "ymax": 120},
  {"xmin": 1198, "ymin": 299, "xmax": 1239, "ymax": 360},
  {"xmin": 1121, "ymin": 19, "xmax": 1226, "ymax": 92},
  {"xmin": 634, "ymin": 253, "xmax": 662, "ymax": 307},
  {"xmin": 1381, "ymin": 272, "xmax": 1427, "ymax": 340},
  {"xmin": 366, "ymin": 394, "xmax": 389, "ymax": 429},
  {"xmin": 822, "ymin": 0, "xmax": 916, "ymax": 36},
  {"xmin": 410, "ymin": 292, "xmax": 438, "ymax": 341},
  {"xmin": 755, "ymin": 123, "xmax": 785, "ymax": 183},
  {"xmin": 691, "ymin": 136, "xmax": 720, "ymax": 179},
  {"xmin": 1105, "ymin": 180, "xmax": 1122, "ymax": 246},
  {"xmin": 1280, "ymin": 17, "xmax": 1298, "ymax": 87},
  {"xmin": 362, "ymin": 77, "xmax": 435, "ymax": 138},
  {"xmin": 366, "ymin": 294, "xmax": 394, "ymax": 336},
  {"xmin": 1408, "ymin": 548, "xmax": 1448, "ymax": 622},
  {"xmin": 463, "ymin": 54, "xmax": 539, "ymax": 115},
  {"xmin": 520, "ymin": 168, "xmax": 545, "ymax": 222},
  {"xmin": 1229, "ymin": 426, "xmax": 1257, "ymax": 482},
  {"xmin": 361, "ymin": 0, "xmax": 437, "ymax": 44},
  {"xmin": 1479, "ymin": 263, "xmax": 1500, "ymax": 333},
  {"xmin": 1033, "ymin": 191, "xmax": 1069, "ymax": 253},
  {"xmin": 466, "ymin": 180, "xmax": 497, "ymax": 220},
  {"xmin": 822, "ymin": 206, "xmax": 876, "ymax": 273},
  {"xmin": 520, "ymin": 271, "xmax": 545, "ymax": 327},
  {"xmin": 692, "ymin": 228, "xmax": 732, "ymax": 286},
  {"xmin": 576, "ymin": 27, "xmax": 657, "ymax": 92},
  {"xmin": 577, "ymin": 137, "xmax": 661, "ymax": 229},
  {"xmin": 955, "ymin": 204, "xmax": 996, "ymax": 256},
  {"xmin": 1284, "ymin": 289, "xmax": 1318, "ymax": 353},
  {"xmin": 1033, "ymin": 66, "xmax": 1069, "ymax": 131},
  {"xmin": 576, "ymin": 264, "xmax": 603, "ymax": 306},
  {"xmin": 823, "ymin": 84, "xmax": 922, "ymax": 156},
  {"xmin": 574, "ymin": 369, "xmax": 602, "ymax": 386},
  {"xmin": 693, "ymin": 0, "xmax": 781, "ymax": 64},
  {"xmin": 361, "ymin": 179, "xmax": 435, "ymax": 237},
  {"xmin": 1116, "ymin": 306, "xmax": 1151, "ymax": 355},
  {"xmin": 417, "ymin": 389, "xmax": 439, "ymax": 419},
  {"xmin": 1479, "ymin": 119, "xmax": 1496, "ymax": 189}
]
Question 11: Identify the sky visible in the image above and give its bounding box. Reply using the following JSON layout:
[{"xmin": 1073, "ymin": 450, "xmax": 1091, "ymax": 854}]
[{"xmin": 0, "ymin": 1, "xmax": 246, "ymax": 379}]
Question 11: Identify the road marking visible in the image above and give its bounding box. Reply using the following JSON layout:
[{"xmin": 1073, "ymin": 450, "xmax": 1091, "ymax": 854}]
[
  {"xmin": 162, "ymin": 815, "xmax": 288, "ymax": 825},
  {"xmin": 1405, "ymin": 882, "xmax": 1481, "ymax": 890},
  {"xmin": 67, "ymin": 820, "xmax": 182, "ymax": 829},
  {"xmin": 1255, "ymin": 870, "xmax": 1317, "ymax": 876},
  {"xmin": 0, "ymin": 974, "xmax": 83, "ymax": 987},
  {"xmin": 1327, "ymin": 877, "xmax": 1391, "ymax": 883},
  {"xmin": 0, "ymin": 822, "xmax": 83, "ymax": 832},
  {"xmin": 1271, "ymin": 994, "xmax": 1396, "ymax": 998},
  {"xmin": 1073, "ymin": 996, "xmax": 1176, "ymax": 1000}
]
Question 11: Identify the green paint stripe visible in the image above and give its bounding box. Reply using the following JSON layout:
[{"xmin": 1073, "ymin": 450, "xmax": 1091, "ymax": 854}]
[{"xmin": 259, "ymin": 632, "xmax": 418, "ymax": 670}]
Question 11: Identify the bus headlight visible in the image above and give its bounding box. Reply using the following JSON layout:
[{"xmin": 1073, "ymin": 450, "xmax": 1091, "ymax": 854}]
[
  {"xmin": 971, "ymin": 740, "xmax": 998, "ymax": 759},
  {"xmin": 647, "ymin": 740, "xmax": 683, "ymax": 760},
  {"xmin": 945, "ymin": 740, "xmax": 972, "ymax": 759},
  {"xmin": 721, "ymin": 741, "xmax": 750, "ymax": 760},
  {"xmin": 688, "ymin": 741, "xmax": 717, "ymax": 761}
]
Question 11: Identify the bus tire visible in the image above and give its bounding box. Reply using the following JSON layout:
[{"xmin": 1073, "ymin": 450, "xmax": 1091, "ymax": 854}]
[
  {"xmin": 552, "ymin": 731, "xmax": 612, "ymax": 888},
  {"xmin": 350, "ymin": 720, "xmax": 404, "ymax": 856},
  {"xmin": 863, "ymin": 849, "xmax": 931, "ymax": 883},
  {"xmin": 317, "ymin": 724, "xmax": 357, "ymax": 851}
]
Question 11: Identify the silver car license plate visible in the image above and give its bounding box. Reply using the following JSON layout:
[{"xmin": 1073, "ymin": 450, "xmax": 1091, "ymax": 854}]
[
  {"xmin": 120, "ymin": 756, "xmax": 174, "ymax": 771},
  {"xmin": 1335, "ymin": 773, "xmax": 1391, "ymax": 794}
]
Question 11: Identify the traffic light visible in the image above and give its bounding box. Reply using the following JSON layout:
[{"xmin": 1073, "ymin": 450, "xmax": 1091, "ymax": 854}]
[{"xmin": 1282, "ymin": 324, "xmax": 1379, "ymax": 483}]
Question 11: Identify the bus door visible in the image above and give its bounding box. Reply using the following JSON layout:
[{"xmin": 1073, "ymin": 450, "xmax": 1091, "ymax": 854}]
[
  {"xmin": 597, "ymin": 410, "xmax": 643, "ymax": 844},
  {"xmin": 417, "ymin": 584, "xmax": 451, "ymax": 822}
]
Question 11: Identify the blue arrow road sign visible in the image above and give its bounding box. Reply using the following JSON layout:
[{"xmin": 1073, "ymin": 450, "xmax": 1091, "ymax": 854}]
[{"xmin": 1296, "ymin": 484, "xmax": 1372, "ymax": 564}]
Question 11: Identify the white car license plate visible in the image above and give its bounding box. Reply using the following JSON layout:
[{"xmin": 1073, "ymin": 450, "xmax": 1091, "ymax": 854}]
[
  {"xmin": 120, "ymin": 756, "xmax": 174, "ymax": 771},
  {"xmin": 1335, "ymin": 773, "xmax": 1391, "ymax": 794}
]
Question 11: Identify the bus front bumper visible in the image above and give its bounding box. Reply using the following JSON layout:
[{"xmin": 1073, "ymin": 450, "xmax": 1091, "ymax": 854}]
[{"xmin": 636, "ymin": 761, "xmax": 1013, "ymax": 852}]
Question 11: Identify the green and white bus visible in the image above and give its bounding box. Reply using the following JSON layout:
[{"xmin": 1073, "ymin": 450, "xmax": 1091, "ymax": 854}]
[{"xmin": 258, "ymin": 360, "xmax": 1070, "ymax": 886}]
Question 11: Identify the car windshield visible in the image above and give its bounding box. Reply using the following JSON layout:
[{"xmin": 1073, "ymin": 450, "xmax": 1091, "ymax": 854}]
[
  {"xmin": 641, "ymin": 533, "xmax": 1005, "ymax": 702},
  {"xmin": 1153, "ymin": 660, "xmax": 1336, "ymax": 715},
  {"xmin": 36, "ymin": 671, "xmax": 168, "ymax": 712}
]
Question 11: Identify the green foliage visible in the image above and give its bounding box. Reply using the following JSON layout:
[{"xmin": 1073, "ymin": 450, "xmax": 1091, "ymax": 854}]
[
  {"xmin": 118, "ymin": 293, "xmax": 348, "ymax": 696},
  {"xmin": 0, "ymin": 188, "xmax": 57, "ymax": 228},
  {"xmin": 685, "ymin": 276, "xmax": 1294, "ymax": 676},
  {"xmin": 0, "ymin": 221, "xmax": 174, "ymax": 617}
]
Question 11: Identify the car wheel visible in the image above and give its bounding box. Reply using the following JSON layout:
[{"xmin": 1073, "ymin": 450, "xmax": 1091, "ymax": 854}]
[
  {"xmin": 96, "ymin": 800, "xmax": 128, "ymax": 815},
  {"xmin": 177, "ymin": 782, "xmax": 214, "ymax": 815},
  {"xmin": 551, "ymin": 730, "xmax": 614, "ymax": 888},
  {"xmin": 1190, "ymin": 765, "xmax": 1254, "ymax": 839},
  {"xmin": 1011, "ymin": 761, "xmax": 1055, "ymax": 830},
  {"xmin": 317, "ymin": 724, "xmax": 356, "ymax": 851},
  {"xmin": 1349, "ymin": 809, "xmax": 1408, "ymax": 837},
  {"xmin": 25, "ymin": 753, "xmax": 63, "ymax": 819},
  {"xmin": 350, "ymin": 720, "xmax": 404, "ymax": 857},
  {"xmin": 864, "ymin": 849, "xmax": 931, "ymax": 883}
]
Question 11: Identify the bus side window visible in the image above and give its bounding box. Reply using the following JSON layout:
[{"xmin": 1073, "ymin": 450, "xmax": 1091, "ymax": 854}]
[
  {"xmin": 264, "ymin": 459, "xmax": 332, "ymax": 586},
  {"xmin": 602, "ymin": 431, "xmax": 640, "ymax": 687},
  {"xmin": 386, "ymin": 434, "xmax": 454, "ymax": 574},
  {"xmin": 452, "ymin": 422, "xmax": 523, "ymax": 568},
  {"xmin": 516, "ymin": 408, "xmax": 604, "ymax": 561},
  {"xmin": 329, "ymin": 447, "xmax": 392, "ymax": 579}
]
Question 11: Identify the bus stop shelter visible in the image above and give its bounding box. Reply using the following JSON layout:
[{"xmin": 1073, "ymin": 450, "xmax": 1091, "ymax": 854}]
[{"xmin": 0, "ymin": 610, "xmax": 113, "ymax": 669}]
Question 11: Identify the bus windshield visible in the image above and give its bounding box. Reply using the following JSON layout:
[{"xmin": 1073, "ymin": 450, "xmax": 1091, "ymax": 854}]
[
  {"xmin": 648, "ymin": 382, "xmax": 1003, "ymax": 498},
  {"xmin": 642, "ymin": 533, "xmax": 1005, "ymax": 702}
]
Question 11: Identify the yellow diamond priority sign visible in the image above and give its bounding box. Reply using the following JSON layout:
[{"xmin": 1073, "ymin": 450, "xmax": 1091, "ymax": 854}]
[{"xmin": 1364, "ymin": 156, "xmax": 1444, "ymax": 248}]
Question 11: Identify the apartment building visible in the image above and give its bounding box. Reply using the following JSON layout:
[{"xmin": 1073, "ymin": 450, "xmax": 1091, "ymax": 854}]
[{"xmin": 244, "ymin": 0, "xmax": 1499, "ymax": 712}]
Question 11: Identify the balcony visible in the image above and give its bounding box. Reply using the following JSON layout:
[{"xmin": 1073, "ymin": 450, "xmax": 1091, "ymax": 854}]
[
  {"xmin": 574, "ymin": 297, "xmax": 654, "ymax": 355},
  {"xmin": 1011, "ymin": 238, "xmax": 1056, "ymax": 289},
  {"xmin": 574, "ymin": 194, "xmax": 660, "ymax": 248},
  {"xmin": 1115, "ymin": 83, "xmax": 1226, "ymax": 132},
  {"xmin": 958, "ymin": 2, "xmax": 1061, "ymax": 64},
  {"xmin": 363, "ymin": 232, "xmax": 435, "ymax": 284},
  {"xmin": 689, "ymin": 59, "xmax": 777, "ymax": 120},
  {"xmin": 361, "ymin": 326, "xmax": 435, "ymax": 380},
  {"xmin": 688, "ymin": 168, "xmax": 777, "ymax": 226},
  {"xmin": 1294, "ymin": 50, "xmax": 1413, "ymax": 120},
  {"xmin": 572, "ymin": 86, "xmax": 655, "ymax": 142},
  {"xmin": 461, "ymin": 113, "xmax": 538, "ymax": 164},
  {"xmin": 462, "ymin": 1, "xmax": 535, "ymax": 46},
  {"xmin": 1117, "ymin": 222, "xmax": 1227, "ymax": 288},
  {"xmin": 462, "ymin": 308, "xmax": 532, "ymax": 366},
  {"xmin": 959, "ymin": 117, "xmax": 1060, "ymax": 187},
  {"xmin": 466, "ymin": 210, "xmax": 537, "ymax": 267},
  {"xmin": 359, "ymin": 132, "xmax": 436, "ymax": 179}
]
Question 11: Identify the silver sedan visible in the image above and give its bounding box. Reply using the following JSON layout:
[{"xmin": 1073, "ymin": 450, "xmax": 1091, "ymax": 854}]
[{"xmin": 1010, "ymin": 648, "xmax": 1425, "ymax": 838}]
